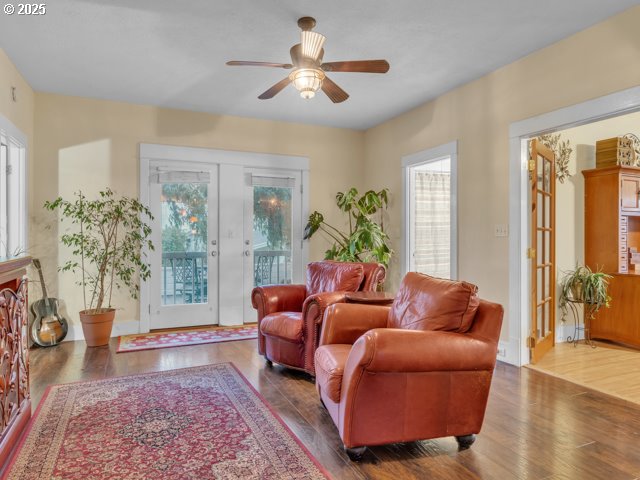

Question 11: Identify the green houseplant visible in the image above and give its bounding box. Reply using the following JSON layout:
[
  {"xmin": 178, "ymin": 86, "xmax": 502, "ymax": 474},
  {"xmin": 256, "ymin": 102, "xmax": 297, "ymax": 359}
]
[
  {"xmin": 45, "ymin": 189, "xmax": 154, "ymax": 347},
  {"xmin": 303, "ymin": 188, "xmax": 392, "ymax": 267},
  {"xmin": 559, "ymin": 264, "xmax": 612, "ymax": 320}
]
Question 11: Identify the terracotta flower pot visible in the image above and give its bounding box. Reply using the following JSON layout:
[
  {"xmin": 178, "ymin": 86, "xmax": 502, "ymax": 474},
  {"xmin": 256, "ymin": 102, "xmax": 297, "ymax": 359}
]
[{"xmin": 79, "ymin": 308, "xmax": 116, "ymax": 347}]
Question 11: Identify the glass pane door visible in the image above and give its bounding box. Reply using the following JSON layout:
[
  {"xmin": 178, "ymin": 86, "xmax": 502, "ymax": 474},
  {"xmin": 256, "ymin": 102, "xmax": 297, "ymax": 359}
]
[
  {"xmin": 149, "ymin": 167, "xmax": 218, "ymax": 329},
  {"xmin": 160, "ymin": 183, "xmax": 208, "ymax": 305},
  {"xmin": 252, "ymin": 185, "xmax": 293, "ymax": 286},
  {"xmin": 243, "ymin": 170, "xmax": 303, "ymax": 323}
]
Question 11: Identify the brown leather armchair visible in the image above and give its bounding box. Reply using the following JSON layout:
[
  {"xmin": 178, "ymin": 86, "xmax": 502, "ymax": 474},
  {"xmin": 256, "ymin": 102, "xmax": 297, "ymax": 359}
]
[
  {"xmin": 314, "ymin": 272, "xmax": 504, "ymax": 460},
  {"xmin": 251, "ymin": 261, "xmax": 386, "ymax": 375}
]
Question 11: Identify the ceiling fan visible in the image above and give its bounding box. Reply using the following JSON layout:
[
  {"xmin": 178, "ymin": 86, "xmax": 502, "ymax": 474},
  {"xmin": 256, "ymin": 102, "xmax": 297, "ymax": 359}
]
[{"xmin": 226, "ymin": 16, "xmax": 390, "ymax": 103}]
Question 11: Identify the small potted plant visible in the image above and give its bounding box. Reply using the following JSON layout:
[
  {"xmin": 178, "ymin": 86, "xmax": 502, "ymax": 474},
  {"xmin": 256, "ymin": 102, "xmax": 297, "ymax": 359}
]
[
  {"xmin": 559, "ymin": 264, "xmax": 612, "ymax": 320},
  {"xmin": 45, "ymin": 189, "xmax": 154, "ymax": 347}
]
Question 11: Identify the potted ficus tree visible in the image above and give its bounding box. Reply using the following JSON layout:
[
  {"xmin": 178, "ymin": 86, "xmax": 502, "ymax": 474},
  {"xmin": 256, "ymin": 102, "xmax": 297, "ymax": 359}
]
[
  {"xmin": 304, "ymin": 187, "xmax": 392, "ymax": 267},
  {"xmin": 45, "ymin": 189, "xmax": 154, "ymax": 347}
]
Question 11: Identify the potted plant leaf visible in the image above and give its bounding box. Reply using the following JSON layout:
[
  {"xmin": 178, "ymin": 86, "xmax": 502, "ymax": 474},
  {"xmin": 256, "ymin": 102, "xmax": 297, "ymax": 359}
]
[
  {"xmin": 45, "ymin": 189, "xmax": 154, "ymax": 347},
  {"xmin": 559, "ymin": 264, "xmax": 612, "ymax": 321},
  {"xmin": 304, "ymin": 187, "xmax": 392, "ymax": 267}
]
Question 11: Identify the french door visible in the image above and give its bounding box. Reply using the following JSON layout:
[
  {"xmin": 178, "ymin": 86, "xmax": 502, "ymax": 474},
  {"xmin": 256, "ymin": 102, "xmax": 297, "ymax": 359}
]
[
  {"xmin": 243, "ymin": 169, "xmax": 303, "ymax": 322},
  {"xmin": 149, "ymin": 165, "xmax": 219, "ymax": 329},
  {"xmin": 529, "ymin": 139, "xmax": 556, "ymax": 364},
  {"xmin": 146, "ymin": 158, "xmax": 304, "ymax": 330}
]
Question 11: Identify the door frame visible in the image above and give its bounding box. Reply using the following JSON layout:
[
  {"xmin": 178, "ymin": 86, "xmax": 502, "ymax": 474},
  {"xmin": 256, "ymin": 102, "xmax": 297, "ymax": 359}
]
[
  {"xmin": 139, "ymin": 144, "xmax": 309, "ymax": 333},
  {"xmin": 508, "ymin": 86, "xmax": 640, "ymax": 366},
  {"xmin": 401, "ymin": 140, "xmax": 458, "ymax": 279}
]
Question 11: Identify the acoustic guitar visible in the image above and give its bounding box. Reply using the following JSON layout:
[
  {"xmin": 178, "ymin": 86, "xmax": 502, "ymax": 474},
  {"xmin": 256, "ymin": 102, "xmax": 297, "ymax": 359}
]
[{"xmin": 31, "ymin": 258, "xmax": 68, "ymax": 347}]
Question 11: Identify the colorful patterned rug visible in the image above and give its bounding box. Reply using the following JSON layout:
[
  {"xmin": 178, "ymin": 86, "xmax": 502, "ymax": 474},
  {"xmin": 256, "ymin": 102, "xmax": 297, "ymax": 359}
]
[
  {"xmin": 5, "ymin": 363, "xmax": 330, "ymax": 480},
  {"xmin": 117, "ymin": 325, "xmax": 258, "ymax": 352}
]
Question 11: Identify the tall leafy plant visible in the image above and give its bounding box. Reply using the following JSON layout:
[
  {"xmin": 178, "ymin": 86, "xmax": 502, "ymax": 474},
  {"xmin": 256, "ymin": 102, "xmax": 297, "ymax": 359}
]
[
  {"xmin": 304, "ymin": 188, "xmax": 392, "ymax": 267},
  {"xmin": 45, "ymin": 189, "xmax": 154, "ymax": 313}
]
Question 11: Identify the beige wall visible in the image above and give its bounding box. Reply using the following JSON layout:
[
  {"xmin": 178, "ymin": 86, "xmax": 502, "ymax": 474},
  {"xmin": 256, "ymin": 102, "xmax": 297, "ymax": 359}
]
[
  {"xmin": 364, "ymin": 7, "xmax": 640, "ymax": 341},
  {"xmin": 0, "ymin": 49, "xmax": 34, "ymax": 141},
  {"xmin": 32, "ymin": 93, "xmax": 365, "ymax": 329}
]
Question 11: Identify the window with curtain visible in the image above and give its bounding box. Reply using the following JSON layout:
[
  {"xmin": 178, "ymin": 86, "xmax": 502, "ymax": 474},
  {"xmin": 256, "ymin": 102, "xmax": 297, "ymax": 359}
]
[
  {"xmin": 0, "ymin": 122, "xmax": 27, "ymax": 259},
  {"xmin": 409, "ymin": 157, "xmax": 452, "ymax": 278}
]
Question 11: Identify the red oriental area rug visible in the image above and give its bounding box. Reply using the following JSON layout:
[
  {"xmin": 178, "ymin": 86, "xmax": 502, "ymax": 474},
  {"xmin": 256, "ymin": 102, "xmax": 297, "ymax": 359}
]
[
  {"xmin": 117, "ymin": 324, "xmax": 258, "ymax": 352},
  {"xmin": 5, "ymin": 363, "xmax": 330, "ymax": 480}
]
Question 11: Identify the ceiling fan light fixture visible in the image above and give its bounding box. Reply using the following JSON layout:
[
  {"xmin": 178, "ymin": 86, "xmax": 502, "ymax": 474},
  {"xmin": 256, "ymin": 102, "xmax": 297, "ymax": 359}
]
[
  {"xmin": 301, "ymin": 31, "xmax": 326, "ymax": 61},
  {"xmin": 289, "ymin": 68, "xmax": 325, "ymax": 99}
]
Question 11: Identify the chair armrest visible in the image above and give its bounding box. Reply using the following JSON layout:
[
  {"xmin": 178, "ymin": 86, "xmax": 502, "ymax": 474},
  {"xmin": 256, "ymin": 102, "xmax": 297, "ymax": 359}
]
[
  {"xmin": 251, "ymin": 284, "xmax": 307, "ymax": 320},
  {"xmin": 302, "ymin": 291, "xmax": 349, "ymax": 320},
  {"xmin": 347, "ymin": 328, "xmax": 498, "ymax": 373},
  {"xmin": 302, "ymin": 291, "xmax": 352, "ymax": 373},
  {"xmin": 319, "ymin": 303, "xmax": 390, "ymax": 346}
]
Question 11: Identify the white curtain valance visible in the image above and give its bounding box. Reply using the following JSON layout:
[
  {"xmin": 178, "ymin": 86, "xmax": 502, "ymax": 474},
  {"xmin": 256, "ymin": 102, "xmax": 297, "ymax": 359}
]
[
  {"xmin": 150, "ymin": 169, "xmax": 210, "ymax": 184},
  {"xmin": 250, "ymin": 175, "xmax": 296, "ymax": 188}
]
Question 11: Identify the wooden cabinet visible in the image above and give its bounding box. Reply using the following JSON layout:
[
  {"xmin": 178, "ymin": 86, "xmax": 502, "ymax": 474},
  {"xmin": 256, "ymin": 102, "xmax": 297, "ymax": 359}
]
[
  {"xmin": 590, "ymin": 273, "xmax": 640, "ymax": 346},
  {"xmin": 583, "ymin": 166, "xmax": 640, "ymax": 347},
  {"xmin": 583, "ymin": 166, "xmax": 640, "ymax": 273},
  {"xmin": 621, "ymin": 173, "xmax": 640, "ymax": 213},
  {"xmin": 0, "ymin": 257, "xmax": 31, "ymax": 471}
]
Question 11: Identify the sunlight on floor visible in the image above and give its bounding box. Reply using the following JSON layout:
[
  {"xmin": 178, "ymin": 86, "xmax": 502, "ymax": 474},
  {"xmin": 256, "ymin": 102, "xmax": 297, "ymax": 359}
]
[{"xmin": 525, "ymin": 341, "xmax": 640, "ymax": 405}]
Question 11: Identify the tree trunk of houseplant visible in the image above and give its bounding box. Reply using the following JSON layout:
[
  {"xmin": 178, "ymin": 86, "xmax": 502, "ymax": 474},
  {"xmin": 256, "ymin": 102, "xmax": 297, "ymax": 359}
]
[{"xmin": 79, "ymin": 308, "xmax": 116, "ymax": 347}]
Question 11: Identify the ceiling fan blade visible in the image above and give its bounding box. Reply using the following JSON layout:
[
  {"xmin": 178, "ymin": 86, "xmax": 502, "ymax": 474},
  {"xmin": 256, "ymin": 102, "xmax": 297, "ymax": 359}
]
[
  {"xmin": 226, "ymin": 61, "xmax": 293, "ymax": 69},
  {"xmin": 321, "ymin": 76, "xmax": 349, "ymax": 103},
  {"xmin": 321, "ymin": 60, "xmax": 390, "ymax": 73},
  {"xmin": 258, "ymin": 77, "xmax": 292, "ymax": 100}
]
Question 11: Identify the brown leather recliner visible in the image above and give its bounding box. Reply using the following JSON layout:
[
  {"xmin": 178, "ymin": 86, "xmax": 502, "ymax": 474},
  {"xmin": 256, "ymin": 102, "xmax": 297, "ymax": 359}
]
[
  {"xmin": 251, "ymin": 261, "xmax": 386, "ymax": 375},
  {"xmin": 314, "ymin": 272, "xmax": 504, "ymax": 460}
]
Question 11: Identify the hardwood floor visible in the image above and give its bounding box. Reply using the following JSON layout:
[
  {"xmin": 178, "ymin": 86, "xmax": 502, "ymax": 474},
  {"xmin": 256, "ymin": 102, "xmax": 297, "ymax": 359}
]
[
  {"xmin": 29, "ymin": 339, "xmax": 640, "ymax": 479},
  {"xmin": 526, "ymin": 341, "xmax": 640, "ymax": 405}
]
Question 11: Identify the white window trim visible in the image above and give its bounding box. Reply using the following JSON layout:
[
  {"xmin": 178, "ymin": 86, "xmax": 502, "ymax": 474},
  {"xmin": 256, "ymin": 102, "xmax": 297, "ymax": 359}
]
[
  {"xmin": 138, "ymin": 143, "xmax": 310, "ymax": 333},
  {"xmin": 0, "ymin": 114, "xmax": 27, "ymax": 258},
  {"xmin": 508, "ymin": 85, "xmax": 640, "ymax": 367},
  {"xmin": 402, "ymin": 140, "xmax": 458, "ymax": 279}
]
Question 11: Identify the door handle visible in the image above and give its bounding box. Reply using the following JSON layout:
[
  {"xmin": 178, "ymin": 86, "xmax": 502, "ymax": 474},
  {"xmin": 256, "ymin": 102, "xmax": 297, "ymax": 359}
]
[
  {"xmin": 211, "ymin": 251, "xmax": 217, "ymax": 257},
  {"xmin": 244, "ymin": 250, "xmax": 251, "ymax": 257}
]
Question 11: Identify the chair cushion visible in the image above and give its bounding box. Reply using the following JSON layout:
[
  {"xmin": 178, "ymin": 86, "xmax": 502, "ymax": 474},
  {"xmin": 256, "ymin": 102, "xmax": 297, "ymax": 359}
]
[
  {"xmin": 306, "ymin": 261, "xmax": 365, "ymax": 296},
  {"xmin": 388, "ymin": 272, "xmax": 479, "ymax": 333},
  {"xmin": 260, "ymin": 312, "xmax": 304, "ymax": 343},
  {"xmin": 315, "ymin": 344, "xmax": 351, "ymax": 403}
]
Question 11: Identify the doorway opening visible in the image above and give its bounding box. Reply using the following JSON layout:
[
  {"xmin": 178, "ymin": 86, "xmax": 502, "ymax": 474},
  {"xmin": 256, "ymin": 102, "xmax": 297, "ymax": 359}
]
[
  {"xmin": 508, "ymin": 86, "xmax": 640, "ymax": 373},
  {"xmin": 523, "ymin": 111, "xmax": 640, "ymax": 405}
]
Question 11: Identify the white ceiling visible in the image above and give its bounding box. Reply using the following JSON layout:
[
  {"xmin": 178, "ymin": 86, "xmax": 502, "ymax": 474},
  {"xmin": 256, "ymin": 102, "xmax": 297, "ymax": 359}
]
[{"xmin": 1, "ymin": 0, "xmax": 638, "ymax": 130}]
